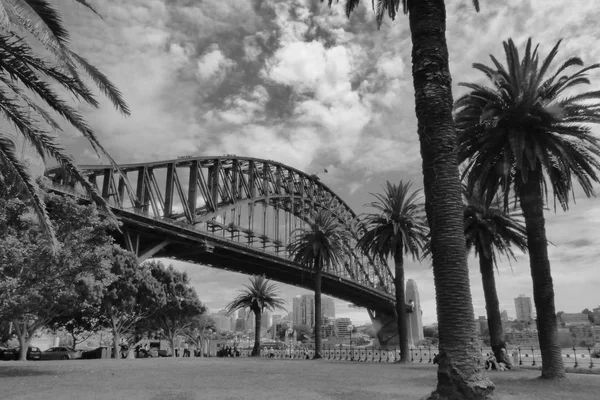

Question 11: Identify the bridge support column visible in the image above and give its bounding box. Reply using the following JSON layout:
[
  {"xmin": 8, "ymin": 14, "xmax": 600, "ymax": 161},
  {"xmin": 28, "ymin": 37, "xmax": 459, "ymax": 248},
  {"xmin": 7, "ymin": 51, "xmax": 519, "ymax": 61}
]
[
  {"xmin": 368, "ymin": 305, "xmax": 416, "ymax": 349},
  {"xmin": 368, "ymin": 309, "xmax": 399, "ymax": 348},
  {"xmin": 138, "ymin": 240, "xmax": 171, "ymax": 263}
]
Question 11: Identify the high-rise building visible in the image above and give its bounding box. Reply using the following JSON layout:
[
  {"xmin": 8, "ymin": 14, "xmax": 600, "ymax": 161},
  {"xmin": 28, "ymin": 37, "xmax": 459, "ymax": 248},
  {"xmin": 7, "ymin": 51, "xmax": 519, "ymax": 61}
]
[
  {"xmin": 271, "ymin": 314, "xmax": 284, "ymax": 339},
  {"xmin": 405, "ymin": 279, "xmax": 424, "ymax": 344},
  {"xmin": 514, "ymin": 294, "xmax": 533, "ymax": 323},
  {"xmin": 261, "ymin": 310, "xmax": 272, "ymax": 337},
  {"xmin": 335, "ymin": 318, "xmax": 352, "ymax": 339},
  {"xmin": 322, "ymin": 297, "xmax": 336, "ymax": 319},
  {"xmin": 292, "ymin": 296, "xmax": 302, "ymax": 327}
]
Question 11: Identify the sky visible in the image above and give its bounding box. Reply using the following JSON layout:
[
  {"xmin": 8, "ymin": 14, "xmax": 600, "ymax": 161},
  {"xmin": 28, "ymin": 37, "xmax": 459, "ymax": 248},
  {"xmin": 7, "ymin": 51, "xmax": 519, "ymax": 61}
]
[{"xmin": 44, "ymin": 0, "xmax": 600, "ymax": 326}]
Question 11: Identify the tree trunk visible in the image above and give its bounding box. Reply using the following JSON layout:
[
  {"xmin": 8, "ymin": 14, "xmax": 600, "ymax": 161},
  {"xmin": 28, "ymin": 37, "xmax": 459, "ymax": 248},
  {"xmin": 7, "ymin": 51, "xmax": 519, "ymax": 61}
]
[
  {"xmin": 479, "ymin": 253, "xmax": 507, "ymax": 365},
  {"xmin": 313, "ymin": 260, "xmax": 323, "ymax": 359},
  {"xmin": 407, "ymin": 1, "xmax": 494, "ymax": 398},
  {"xmin": 12, "ymin": 319, "xmax": 30, "ymax": 361},
  {"xmin": 112, "ymin": 331, "xmax": 120, "ymax": 360},
  {"xmin": 518, "ymin": 169, "xmax": 565, "ymax": 379},
  {"xmin": 394, "ymin": 252, "xmax": 410, "ymax": 362},
  {"xmin": 252, "ymin": 309, "xmax": 262, "ymax": 356}
]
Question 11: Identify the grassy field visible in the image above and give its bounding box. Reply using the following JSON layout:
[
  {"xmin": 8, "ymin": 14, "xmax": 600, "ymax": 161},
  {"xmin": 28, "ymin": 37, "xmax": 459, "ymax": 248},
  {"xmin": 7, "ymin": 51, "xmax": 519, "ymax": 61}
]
[{"xmin": 1, "ymin": 357, "xmax": 599, "ymax": 400}]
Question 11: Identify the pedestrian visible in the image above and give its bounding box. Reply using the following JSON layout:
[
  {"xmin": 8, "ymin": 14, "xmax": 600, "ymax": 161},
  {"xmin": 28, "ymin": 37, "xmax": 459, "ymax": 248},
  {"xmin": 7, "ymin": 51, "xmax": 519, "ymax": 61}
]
[{"xmin": 183, "ymin": 343, "xmax": 190, "ymax": 357}]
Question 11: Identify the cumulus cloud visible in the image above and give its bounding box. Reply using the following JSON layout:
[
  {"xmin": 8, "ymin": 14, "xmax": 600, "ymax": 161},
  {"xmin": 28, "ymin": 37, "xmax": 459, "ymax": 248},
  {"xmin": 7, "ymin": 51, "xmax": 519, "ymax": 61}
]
[{"xmin": 49, "ymin": 0, "xmax": 600, "ymax": 324}]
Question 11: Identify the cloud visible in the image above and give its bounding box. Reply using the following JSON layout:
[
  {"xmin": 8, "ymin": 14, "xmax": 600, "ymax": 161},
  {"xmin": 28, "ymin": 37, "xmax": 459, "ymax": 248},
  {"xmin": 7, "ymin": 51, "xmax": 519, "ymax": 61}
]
[{"xmin": 46, "ymin": 0, "xmax": 600, "ymax": 328}]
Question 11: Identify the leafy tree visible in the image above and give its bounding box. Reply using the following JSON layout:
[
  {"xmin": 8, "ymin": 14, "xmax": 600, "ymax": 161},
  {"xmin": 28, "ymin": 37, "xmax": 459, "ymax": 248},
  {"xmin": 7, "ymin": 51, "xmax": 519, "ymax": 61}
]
[
  {"xmin": 456, "ymin": 37, "xmax": 600, "ymax": 379},
  {"xmin": 100, "ymin": 246, "xmax": 165, "ymax": 360},
  {"xmin": 330, "ymin": 1, "xmax": 493, "ymax": 396},
  {"xmin": 423, "ymin": 324, "xmax": 439, "ymax": 345},
  {"xmin": 183, "ymin": 314, "xmax": 216, "ymax": 357},
  {"xmin": 0, "ymin": 190, "xmax": 113, "ymax": 360},
  {"xmin": 287, "ymin": 210, "xmax": 350, "ymax": 359},
  {"xmin": 225, "ymin": 276, "xmax": 286, "ymax": 356},
  {"xmin": 358, "ymin": 181, "xmax": 428, "ymax": 362},
  {"xmin": 463, "ymin": 189, "xmax": 527, "ymax": 365},
  {"xmin": 146, "ymin": 261, "xmax": 206, "ymax": 357},
  {"xmin": 0, "ymin": 0, "xmax": 129, "ymax": 245},
  {"xmin": 48, "ymin": 310, "xmax": 102, "ymax": 350},
  {"xmin": 582, "ymin": 309, "xmax": 595, "ymax": 324}
]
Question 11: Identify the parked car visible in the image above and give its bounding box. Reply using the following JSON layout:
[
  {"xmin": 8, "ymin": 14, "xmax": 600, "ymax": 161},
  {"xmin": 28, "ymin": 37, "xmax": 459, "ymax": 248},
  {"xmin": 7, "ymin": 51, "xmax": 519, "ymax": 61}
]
[
  {"xmin": 41, "ymin": 346, "xmax": 81, "ymax": 360},
  {"xmin": 81, "ymin": 346, "xmax": 110, "ymax": 360},
  {"xmin": 1, "ymin": 346, "xmax": 42, "ymax": 361}
]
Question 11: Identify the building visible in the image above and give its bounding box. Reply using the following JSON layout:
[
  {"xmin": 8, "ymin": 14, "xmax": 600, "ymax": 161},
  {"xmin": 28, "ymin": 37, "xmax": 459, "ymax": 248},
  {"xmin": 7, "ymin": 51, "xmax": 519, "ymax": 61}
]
[
  {"xmin": 500, "ymin": 310, "xmax": 509, "ymax": 323},
  {"xmin": 505, "ymin": 329, "xmax": 540, "ymax": 348},
  {"xmin": 475, "ymin": 316, "xmax": 488, "ymax": 336},
  {"xmin": 261, "ymin": 310, "xmax": 272, "ymax": 337},
  {"xmin": 406, "ymin": 279, "xmax": 424, "ymax": 344},
  {"xmin": 335, "ymin": 318, "xmax": 352, "ymax": 340},
  {"xmin": 569, "ymin": 325, "xmax": 600, "ymax": 346},
  {"xmin": 270, "ymin": 315, "xmax": 284, "ymax": 339},
  {"xmin": 292, "ymin": 294, "xmax": 336, "ymax": 328},
  {"xmin": 322, "ymin": 297, "xmax": 336, "ymax": 319},
  {"xmin": 560, "ymin": 313, "xmax": 591, "ymax": 327},
  {"xmin": 514, "ymin": 294, "xmax": 533, "ymax": 323}
]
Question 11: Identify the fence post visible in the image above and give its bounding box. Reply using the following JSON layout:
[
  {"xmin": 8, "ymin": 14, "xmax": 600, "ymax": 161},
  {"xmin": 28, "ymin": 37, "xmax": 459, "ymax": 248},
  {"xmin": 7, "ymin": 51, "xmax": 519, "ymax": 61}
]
[
  {"xmin": 419, "ymin": 346, "xmax": 423, "ymax": 362},
  {"xmin": 518, "ymin": 346, "xmax": 522, "ymax": 366},
  {"xmin": 573, "ymin": 346, "xmax": 578, "ymax": 368},
  {"xmin": 531, "ymin": 347, "xmax": 536, "ymax": 366},
  {"xmin": 428, "ymin": 345, "xmax": 432, "ymax": 363},
  {"xmin": 588, "ymin": 347, "xmax": 594, "ymax": 369},
  {"xmin": 410, "ymin": 346, "xmax": 414, "ymax": 362}
]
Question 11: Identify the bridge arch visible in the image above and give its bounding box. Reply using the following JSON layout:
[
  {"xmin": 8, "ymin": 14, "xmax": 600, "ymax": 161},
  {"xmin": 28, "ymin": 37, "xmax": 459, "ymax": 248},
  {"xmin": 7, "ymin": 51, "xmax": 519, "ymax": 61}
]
[{"xmin": 46, "ymin": 156, "xmax": 398, "ymax": 317}]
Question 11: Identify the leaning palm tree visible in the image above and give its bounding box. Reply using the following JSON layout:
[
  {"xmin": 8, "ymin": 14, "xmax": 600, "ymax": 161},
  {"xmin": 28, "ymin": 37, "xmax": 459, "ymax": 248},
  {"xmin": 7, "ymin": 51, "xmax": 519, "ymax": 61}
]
[
  {"xmin": 0, "ymin": 0, "xmax": 130, "ymax": 246},
  {"xmin": 456, "ymin": 37, "xmax": 600, "ymax": 379},
  {"xmin": 225, "ymin": 276, "xmax": 286, "ymax": 357},
  {"xmin": 287, "ymin": 209, "xmax": 351, "ymax": 359},
  {"xmin": 463, "ymin": 188, "xmax": 528, "ymax": 365},
  {"xmin": 357, "ymin": 181, "xmax": 428, "ymax": 362},
  {"xmin": 325, "ymin": 1, "xmax": 493, "ymax": 396}
]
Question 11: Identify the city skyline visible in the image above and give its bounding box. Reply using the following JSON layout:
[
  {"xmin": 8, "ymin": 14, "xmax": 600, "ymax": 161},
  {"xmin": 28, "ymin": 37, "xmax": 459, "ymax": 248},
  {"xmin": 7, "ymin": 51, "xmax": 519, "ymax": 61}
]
[{"xmin": 39, "ymin": 1, "xmax": 600, "ymax": 326}]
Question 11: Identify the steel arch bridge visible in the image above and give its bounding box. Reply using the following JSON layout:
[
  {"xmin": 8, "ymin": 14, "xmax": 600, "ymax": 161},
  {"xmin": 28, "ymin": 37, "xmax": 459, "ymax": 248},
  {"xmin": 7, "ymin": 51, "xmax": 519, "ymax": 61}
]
[{"xmin": 46, "ymin": 156, "xmax": 404, "ymax": 343}]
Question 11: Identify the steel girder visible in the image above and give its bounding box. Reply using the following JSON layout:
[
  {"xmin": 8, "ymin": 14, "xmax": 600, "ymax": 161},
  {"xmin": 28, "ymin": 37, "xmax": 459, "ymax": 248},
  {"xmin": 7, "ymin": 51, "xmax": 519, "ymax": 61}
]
[{"xmin": 46, "ymin": 156, "xmax": 395, "ymax": 297}]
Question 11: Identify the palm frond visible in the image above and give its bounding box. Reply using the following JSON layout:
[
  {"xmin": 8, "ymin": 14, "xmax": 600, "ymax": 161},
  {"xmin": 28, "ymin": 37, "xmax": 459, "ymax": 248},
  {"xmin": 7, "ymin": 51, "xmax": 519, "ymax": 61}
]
[{"xmin": 0, "ymin": 133, "xmax": 57, "ymax": 249}]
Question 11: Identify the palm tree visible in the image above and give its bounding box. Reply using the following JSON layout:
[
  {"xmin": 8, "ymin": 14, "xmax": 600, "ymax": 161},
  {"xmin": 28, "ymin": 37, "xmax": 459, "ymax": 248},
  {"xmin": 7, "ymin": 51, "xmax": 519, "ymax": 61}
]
[
  {"xmin": 456, "ymin": 37, "xmax": 600, "ymax": 379},
  {"xmin": 463, "ymin": 188, "xmax": 528, "ymax": 365},
  {"xmin": 287, "ymin": 209, "xmax": 351, "ymax": 359},
  {"xmin": 0, "ymin": 0, "xmax": 130, "ymax": 246},
  {"xmin": 225, "ymin": 276, "xmax": 286, "ymax": 357},
  {"xmin": 357, "ymin": 181, "xmax": 428, "ymax": 362},
  {"xmin": 333, "ymin": 1, "xmax": 493, "ymax": 397}
]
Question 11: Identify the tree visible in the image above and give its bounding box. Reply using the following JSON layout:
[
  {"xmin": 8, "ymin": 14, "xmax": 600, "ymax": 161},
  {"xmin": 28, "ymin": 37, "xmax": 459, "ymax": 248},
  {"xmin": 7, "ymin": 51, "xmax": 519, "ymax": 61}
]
[
  {"xmin": 146, "ymin": 261, "xmax": 206, "ymax": 357},
  {"xmin": 358, "ymin": 181, "xmax": 428, "ymax": 362},
  {"xmin": 335, "ymin": 1, "xmax": 493, "ymax": 397},
  {"xmin": 456, "ymin": 37, "xmax": 600, "ymax": 379},
  {"xmin": 48, "ymin": 310, "xmax": 102, "ymax": 350},
  {"xmin": 0, "ymin": 0, "xmax": 129, "ymax": 245},
  {"xmin": 183, "ymin": 314, "xmax": 216, "ymax": 357},
  {"xmin": 463, "ymin": 189, "xmax": 528, "ymax": 365},
  {"xmin": 287, "ymin": 210, "xmax": 351, "ymax": 359},
  {"xmin": 0, "ymin": 190, "xmax": 113, "ymax": 361},
  {"xmin": 225, "ymin": 276, "xmax": 286, "ymax": 356},
  {"xmin": 100, "ymin": 246, "xmax": 165, "ymax": 360}
]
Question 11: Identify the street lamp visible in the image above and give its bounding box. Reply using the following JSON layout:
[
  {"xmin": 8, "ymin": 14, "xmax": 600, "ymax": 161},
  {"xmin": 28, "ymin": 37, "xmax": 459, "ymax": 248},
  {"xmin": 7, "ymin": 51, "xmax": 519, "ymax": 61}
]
[
  {"xmin": 347, "ymin": 324, "xmax": 354, "ymax": 361},
  {"xmin": 286, "ymin": 327, "xmax": 294, "ymax": 358}
]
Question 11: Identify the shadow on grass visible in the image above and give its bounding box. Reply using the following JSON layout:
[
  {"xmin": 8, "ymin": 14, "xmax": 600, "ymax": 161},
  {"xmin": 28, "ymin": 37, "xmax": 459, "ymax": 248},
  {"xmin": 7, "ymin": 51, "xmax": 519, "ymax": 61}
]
[{"xmin": 0, "ymin": 364, "xmax": 66, "ymax": 378}]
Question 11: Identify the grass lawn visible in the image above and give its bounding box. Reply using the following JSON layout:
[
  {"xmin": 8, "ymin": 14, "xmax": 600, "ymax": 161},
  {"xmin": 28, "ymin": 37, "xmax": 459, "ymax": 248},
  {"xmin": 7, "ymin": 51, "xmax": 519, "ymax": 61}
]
[{"xmin": 1, "ymin": 357, "xmax": 599, "ymax": 400}]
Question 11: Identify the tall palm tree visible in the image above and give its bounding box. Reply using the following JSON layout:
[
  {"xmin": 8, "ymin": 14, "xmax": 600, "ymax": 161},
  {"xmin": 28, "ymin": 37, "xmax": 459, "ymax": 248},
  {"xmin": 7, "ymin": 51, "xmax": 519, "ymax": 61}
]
[
  {"xmin": 463, "ymin": 188, "xmax": 527, "ymax": 365},
  {"xmin": 357, "ymin": 181, "xmax": 428, "ymax": 362},
  {"xmin": 0, "ymin": 0, "xmax": 130, "ymax": 246},
  {"xmin": 287, "ymin": 209, "xmax": 351, "ymax": 359},
  {"xmin": 225, "ymin": 276, "xmax": 286, "ymax": 357},
  {"xmin": 456, "ymin": 37, "xmax": 600, "ymax": 379},
  {"xmin": 332, "ymin": 1, "xmax": 493, "ymax": 397}
]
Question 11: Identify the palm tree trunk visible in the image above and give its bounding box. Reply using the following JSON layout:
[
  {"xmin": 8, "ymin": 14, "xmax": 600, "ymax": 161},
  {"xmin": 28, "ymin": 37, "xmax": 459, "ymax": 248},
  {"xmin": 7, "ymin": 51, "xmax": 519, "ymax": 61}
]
[
  {"xmin": 313, "ymin": 259, "xmax": 323, "ymax": 359},
  {"xmin": 394, "ymin": 252, "xmax": 409, "ymax": 362},
  {"xmin": 518, "ymin": 169, "xmax": 565, "ymax": 379},
  {"xmin": 407, "ymin": 1, "xmax": 494, "ymax": 398},
  {"xmin": 479, "ymin": 252, "xmax": 507, "ymax": 365},
  {"xmin": 252, "ymin": 310, "xmax": 262, "ymax": 356}
]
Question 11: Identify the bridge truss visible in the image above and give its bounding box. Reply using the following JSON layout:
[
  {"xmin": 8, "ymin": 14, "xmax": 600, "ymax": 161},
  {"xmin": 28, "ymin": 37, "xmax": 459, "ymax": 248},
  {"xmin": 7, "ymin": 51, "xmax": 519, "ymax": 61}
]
[{"xmin": 46, "ymin": 156, "xmax": 395, "ymax": 299}]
